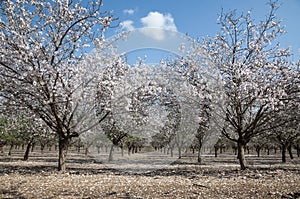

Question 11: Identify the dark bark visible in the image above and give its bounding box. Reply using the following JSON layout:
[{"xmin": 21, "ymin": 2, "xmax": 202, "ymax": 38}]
[
  {"xmin": 197, "ymin": 146, "xmax": 202, "ymax": 163},
  {"xmin": 58, "ymin": 137, "xmax": 69, "ymax": 172},
  {"xmin": 23, "ymin": 142, "xmax": 31, "ymax": 161},
  {"xmin": 23, "ymin": 136, "xmax": 35, "ymax": 161},
  {"xmin": 287, "ymin": 144, "xmax": 294, "ymax": 160},
  {"xmin": 40, "ymin": 144, "xmax": 45, "ymax": 154},
  {"xmin": 127, "ymin": 146, "xmax": 131, "ymax": 155},
  {"xmin": 108, "ymin": 144, "xmax": 114, "ymax": 161},
  {"xmin": 237, "ymin": 141, "xmax": 247, "ymax": 170},
  {"xmin": 85, "ymin": 147, "xmax": 89, "ymax": 157},
  {"xmin": 31, "ymin": 143, "xmax": 35, "ymax": 152},
  {"xmin": 8, "ymin": 144, "xmax": 13, "ymax": 156},
  {"xmin": 256, "ymin": 147, "xmax": 261, "ymax": 157},
  {"xmin": 232, "ymin": 146, "xmax": 237, "ymax": 155},
  {"xmin": 134, "ymin": 146, "xmax": 138, "ymax": 153},
  {"xmin": 214, "ymin": 146, "xmax": 218, "ymax": 158}
]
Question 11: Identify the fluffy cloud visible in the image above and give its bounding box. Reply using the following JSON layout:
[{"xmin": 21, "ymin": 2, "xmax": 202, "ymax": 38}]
[
  {"xmin": 140, "ymin": 11, "xmax": 177, "ymax": 40},
  {"xmin": 120, "ymin": 11, "xmax": 178, "ymax": 40},
  {"xmin": 141, "ymin": 11, "xmax": 177, "ymax": 32},
  {"xmin": 120, "ymin": 20, "xmax": 135, "ymax": 31},
  {"xmin": 123, "ymin": 9, "xmax": 135, "ymax": 15}
]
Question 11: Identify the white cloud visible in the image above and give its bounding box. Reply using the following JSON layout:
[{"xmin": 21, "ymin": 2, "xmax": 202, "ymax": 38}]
[
  {"xmin": 120, "ymin": 20, "xmax": 135, "ymax": 31},
  {"xmin": 123, "ymin": 9, "xmax": 135, "ymax": 15},
  {"xmin": 140, "ymin": 11, "xmax": 177, "ymax": 40}
]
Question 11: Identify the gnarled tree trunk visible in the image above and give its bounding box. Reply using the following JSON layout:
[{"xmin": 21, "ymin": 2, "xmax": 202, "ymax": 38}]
[
  {"xmin": 23, "ymin": 140, "xmax": 33, "ymax": 161},
  {"xmin": 237, "ymin": 141, "xmax": 247, "ymax": 170},
  {"xmin": 58, "ymin": 136, "xmax": 70, "ymax": 172}
]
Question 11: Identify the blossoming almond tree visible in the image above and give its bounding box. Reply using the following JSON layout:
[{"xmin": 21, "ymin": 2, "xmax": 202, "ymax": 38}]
[
  {"xmin": 269, "ymin": 67, "xmax": 300, "ymax": 163},
  {"xmin": 202, "ymin": 1, "xmax": 297, "ymax": 169},
  {"xmin": 0, "ymin": 0, "xmax": 118, "ymax": 171}
]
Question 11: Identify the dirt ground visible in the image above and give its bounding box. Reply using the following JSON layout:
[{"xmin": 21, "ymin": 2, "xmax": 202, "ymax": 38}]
[{"xmin": 1, "ymin": 149, "xmax": 300, "ymax": 199}]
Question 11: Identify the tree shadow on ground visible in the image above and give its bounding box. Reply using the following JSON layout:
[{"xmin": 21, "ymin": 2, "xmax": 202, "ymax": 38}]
[
  {"xmin": 1, "ymin": 155, "xmax": 299, "ymax": 178},
  {"xmin": 0, "ymin": 188, "xmax": 26, "ymax": 199},
  {"xmin": 0, "ymin": 163, "xmax": 116, "ymax": 176}
]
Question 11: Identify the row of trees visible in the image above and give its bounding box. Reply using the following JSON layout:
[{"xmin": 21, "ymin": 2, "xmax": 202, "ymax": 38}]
[
  {"xmin": 1, "ymin": 122, "xmax": 299, "ymax": 165},
  {"xmin": 0, "ymin": 0, "xmax": 118, "ymax": 171},
  {"xmin": 0, "ymin": 0, "xmax": 299, "ymax": 171},
  {"xmin": 0, "ymin": 112, "xmax": 56, "ymax": 159},
  {"xmin": 202, "ymin": 1, "xmax": 300, "ymax": 169}
]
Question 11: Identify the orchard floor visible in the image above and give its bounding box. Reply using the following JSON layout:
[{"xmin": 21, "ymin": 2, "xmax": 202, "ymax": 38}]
[{"xmin": 1, "ymin": 149, "xmax": 300, "ymax": 199}]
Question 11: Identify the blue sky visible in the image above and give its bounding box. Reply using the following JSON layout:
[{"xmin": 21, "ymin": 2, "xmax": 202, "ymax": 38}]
[{"xmin": 102, "ymin": 0, "xmax": 300, "ymax": 61}]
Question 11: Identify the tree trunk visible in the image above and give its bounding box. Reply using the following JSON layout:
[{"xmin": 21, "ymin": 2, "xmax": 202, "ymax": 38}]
[
  {"xmin": 233, "ymin": 146, "xmax": 237, "ymax": 155},
  {"xmin": 23, "ymin": 142, "xmax": 32, "ymax": 161},
  {"xmin": 134, "ymin": 147, "xmax": 138, "ymax": 153},
  {"xmin": 108, "ymin": 144, "xmax": 114, "ymax": 161},
  {"xmin": 214, "ymin": 146, "xmax": 218, "ymax": 158},
  {"xmin": 121, "ymin": 146, "xmax": 124, "ymax": 157},
  {"xmin": 170, "ymin": 147, "xmax": 173, "ymax": 157},
  {"xmin": 197, "ymin": 146, "xmax": 202, "ymax": 163},
  {"xmin": 85, "ymin": 147, "xmax": 89, "ymax": 157},
  {"xmin": 178, "ymin": 146, "xmax": 182, "ymax": 159},
  {"xmin": 31, "ymin": 143, "xmax": 35, "ymax": 152},
  {"xmin": 41, "ymin": 144, "xmax": 45, "ymax": 154},
  {"xmin": 127, "ymin": 146, "xmax": 131, "ymax": 155},
  {"xmin": 256, "ymin": 147, "xmax": 260, "ymax": 157},
  {"xmin": 8, "ymin": 144, "xmax": 13, "ymax": 156},
  {"xmin": 297, "ymin": 144, "xmax": 300, "ymax": 157},
  {"xmin": 58, "ymin": 137, "xmax": 69, "ymax": 172},
  {"xmin": 281, "ymin": 145, "xmax": 286, "ymax": 163},
  {"xmin": 287, "ymin": 144, "xmax": 293, "ymax": 159},
  {"xmin": 237, "ymin": 141, "xmax": 247, "ymax": 170}
]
